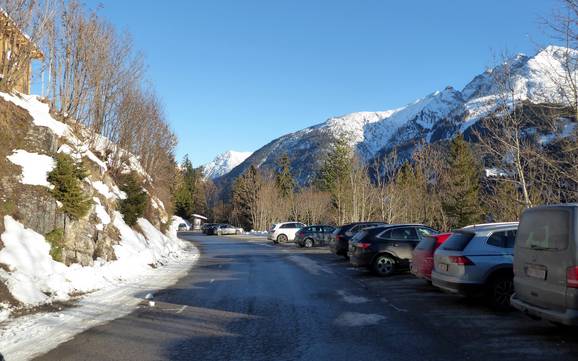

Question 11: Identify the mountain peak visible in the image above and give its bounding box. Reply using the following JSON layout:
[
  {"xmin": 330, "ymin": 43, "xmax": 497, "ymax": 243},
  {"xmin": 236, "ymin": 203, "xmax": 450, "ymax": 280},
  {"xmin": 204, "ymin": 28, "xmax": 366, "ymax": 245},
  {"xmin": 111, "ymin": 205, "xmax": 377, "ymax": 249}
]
[{"xmin": 203, "ymin": 150, "xmax": 252, "ymax": 179}]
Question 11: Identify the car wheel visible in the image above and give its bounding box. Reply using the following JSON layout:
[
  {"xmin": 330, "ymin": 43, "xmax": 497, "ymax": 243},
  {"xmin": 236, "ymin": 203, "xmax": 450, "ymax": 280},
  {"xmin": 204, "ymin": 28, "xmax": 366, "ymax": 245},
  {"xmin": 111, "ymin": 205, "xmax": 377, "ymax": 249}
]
[
  {"xmin": 489, "ymin": 275, "xmax": 514, "ymax": 311},
  {"xmin": 372, "ymin": 254, "xmax": 396, "ymax": 277},
  {"xmin": 277, "ymin": 234, "xmax": 288, "ymax": 243},
  {"xmin": 304, "ymin": 238, "xmax": 314, "ymax": 248}
]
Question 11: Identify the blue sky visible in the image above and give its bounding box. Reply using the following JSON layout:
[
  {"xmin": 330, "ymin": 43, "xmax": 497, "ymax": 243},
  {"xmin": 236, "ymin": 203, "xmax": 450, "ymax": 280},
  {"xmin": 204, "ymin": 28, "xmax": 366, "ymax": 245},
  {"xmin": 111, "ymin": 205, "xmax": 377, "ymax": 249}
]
[{"xmin": 82, "ymin": 0, "xmax": 555, "ymax": 166}]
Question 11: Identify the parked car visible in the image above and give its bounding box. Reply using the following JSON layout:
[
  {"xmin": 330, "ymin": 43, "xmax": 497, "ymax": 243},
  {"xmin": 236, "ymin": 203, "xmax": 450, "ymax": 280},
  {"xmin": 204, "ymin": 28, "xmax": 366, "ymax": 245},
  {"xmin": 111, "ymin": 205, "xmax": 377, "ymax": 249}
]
[
  {"xmin": 206, "ymin": 224, "xmax": 243, "ymax": 236},
  {"xmin": 268, "ymin": 222, "xmax": 306, "ymax": 243},
  {"xmin": 411, "ymin": 232, "xmax": 452, "ymax": 281},
  {"xmin": 295, "ymin": 225, "xmax": 335, "ymax": 248},
  {"xmin": 177, "ymin": 223, "xmax": 189, "ymax": 232},
  {"xmin": 330, "ymin": 222, "xmax": 386, "ymax": 257},
  {"xmin": 202, "ymin": 223, "xmax": 217, "ymax": 234},
  {"xmin": 349, "ymin": 224, "xmax": 439, "ymax": 276},
  {"xmin": 511, "ymin": 204, "xmax": 578, "ymax": 325},
  {"xmin": 431, "ymin": 222, "xmax": 518, "ymax": 310}
]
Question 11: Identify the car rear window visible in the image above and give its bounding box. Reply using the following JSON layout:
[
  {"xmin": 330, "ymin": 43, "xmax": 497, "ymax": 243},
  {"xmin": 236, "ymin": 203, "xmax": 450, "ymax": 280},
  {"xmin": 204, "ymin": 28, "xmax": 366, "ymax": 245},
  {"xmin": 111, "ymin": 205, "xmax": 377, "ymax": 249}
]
[
  {"xmin": 350, "ymin": 230, "xmax": 368, "ymax": 243},
  {"xmin": 518, "ymin": 209, "xmax": 570, "ymax": 251},
  {"xmin": 415, "ymin": 237, "xmax": 436, "ymax": 251},
  {"xmin": 441, "ymin": 231, "xmax": 475, "ymax": 251}
]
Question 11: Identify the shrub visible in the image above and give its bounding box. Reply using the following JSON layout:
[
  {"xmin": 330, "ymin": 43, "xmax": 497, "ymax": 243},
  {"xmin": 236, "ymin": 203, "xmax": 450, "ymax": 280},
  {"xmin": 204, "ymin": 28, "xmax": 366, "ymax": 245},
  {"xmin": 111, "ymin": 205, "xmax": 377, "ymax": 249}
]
[
  {"xmin": 48, "ymin": 153, "xmax": 91, "ymax": 220},
  {"xmin": 45, "ymin": 228, "xmax": 65, "ymax": 261},
  {"xmin": 119, "ymin": 172, "xmax": 148, "ymax": 226}
]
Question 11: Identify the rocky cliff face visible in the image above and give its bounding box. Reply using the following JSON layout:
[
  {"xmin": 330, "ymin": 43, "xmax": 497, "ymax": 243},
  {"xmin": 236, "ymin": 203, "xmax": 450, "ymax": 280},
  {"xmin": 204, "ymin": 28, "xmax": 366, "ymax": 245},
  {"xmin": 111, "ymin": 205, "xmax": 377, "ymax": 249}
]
[{"xmin": 0, "ymin": 93, "xmax": 169, "ymax": 267}]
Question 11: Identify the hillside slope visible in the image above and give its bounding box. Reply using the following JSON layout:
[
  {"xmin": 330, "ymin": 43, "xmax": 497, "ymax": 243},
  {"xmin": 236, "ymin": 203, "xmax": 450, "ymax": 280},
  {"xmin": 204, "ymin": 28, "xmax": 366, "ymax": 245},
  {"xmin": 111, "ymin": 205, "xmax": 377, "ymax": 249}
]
[{"xmin": 0, "ymin": 92, "xmax": 189, "ymax": 321}]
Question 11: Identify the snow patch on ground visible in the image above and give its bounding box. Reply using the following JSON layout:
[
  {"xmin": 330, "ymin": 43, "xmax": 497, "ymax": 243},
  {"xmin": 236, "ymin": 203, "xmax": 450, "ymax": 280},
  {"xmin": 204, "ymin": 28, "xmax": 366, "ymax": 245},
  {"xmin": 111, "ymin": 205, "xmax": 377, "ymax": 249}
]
[
  {"xmin": 93, "ymin": 198, "xmax": 111, "ymax": 231},
  {"xmin": 334, "ymin": 312, "xmax": 386, "ymax": 327},
  {"xmin": 0, "ymin": 93, "xmax": 69, "ymax": 137},
  {"xmin": 287, "ymin": 255, "xmax": 333, "ymax": 276},
  {"xmin": 0, "ymin": 216, "xmax": 198, "ymax": 361},
  {"xmin": 90, "ymin": 180, "xmax": 126, "ymax": 200},
  {"xmin": 337, "ymin": 290, "xmax": 369, "ymax": 304},
  {"xmin": 6, "ymin": 150, "xmax": 55, "ymax": 187}
]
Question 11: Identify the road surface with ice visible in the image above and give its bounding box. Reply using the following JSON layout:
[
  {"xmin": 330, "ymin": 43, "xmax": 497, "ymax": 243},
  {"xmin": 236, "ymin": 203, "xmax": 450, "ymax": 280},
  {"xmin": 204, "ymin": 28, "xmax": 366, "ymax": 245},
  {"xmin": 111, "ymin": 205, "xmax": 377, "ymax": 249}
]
[{"xmin": 35, "ymin": 233, "xmax": 578, "ymax": 361}]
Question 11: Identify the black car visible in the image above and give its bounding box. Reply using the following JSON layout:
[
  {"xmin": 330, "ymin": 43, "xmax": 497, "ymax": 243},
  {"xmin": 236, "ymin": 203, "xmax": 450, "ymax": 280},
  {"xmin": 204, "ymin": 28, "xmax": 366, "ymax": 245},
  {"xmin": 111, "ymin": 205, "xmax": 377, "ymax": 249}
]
[
  {"xmin": 202, "ymin": 223, "xmax": 217, "ymax": 234},
  {"xmin": 295, "ymin": 225, "xmax": 335, "ymax": 248},
  {"xmin": 329, "ymin": 222, "xmax": 387, "ymax": 257},
  {"xmin": 349, "ymin": 224, "xmax": 439, "ymax": 276}
]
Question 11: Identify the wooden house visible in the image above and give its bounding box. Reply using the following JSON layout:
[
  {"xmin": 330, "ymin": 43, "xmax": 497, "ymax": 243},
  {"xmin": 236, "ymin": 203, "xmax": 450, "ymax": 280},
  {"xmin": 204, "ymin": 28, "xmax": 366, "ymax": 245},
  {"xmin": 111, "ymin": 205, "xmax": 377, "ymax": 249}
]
[{"xmin": 0, "ymin": 10, "xmax": 43, "ymax": 94}]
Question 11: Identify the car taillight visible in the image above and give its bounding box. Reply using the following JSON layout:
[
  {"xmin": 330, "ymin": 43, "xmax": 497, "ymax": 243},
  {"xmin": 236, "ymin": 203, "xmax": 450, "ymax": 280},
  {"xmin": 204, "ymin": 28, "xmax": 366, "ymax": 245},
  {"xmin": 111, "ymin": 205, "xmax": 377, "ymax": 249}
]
[
  {"xmin": 448, "ymin": 256, "xmax": 474, "ymax": 266},
  {"xmin": 336, "ymin": 235, "xmax": 343, "ymax": 240},
  {"xmin": 356, "ymin": 243, "xmax": 371, "ymax": 249},
  {"xmin": 567, "ymin": 266, "xmax": 578, "ymax": 288},
  {"xmin": 296, "ymin": 232, "xmax": 303, "ymax": 237}
]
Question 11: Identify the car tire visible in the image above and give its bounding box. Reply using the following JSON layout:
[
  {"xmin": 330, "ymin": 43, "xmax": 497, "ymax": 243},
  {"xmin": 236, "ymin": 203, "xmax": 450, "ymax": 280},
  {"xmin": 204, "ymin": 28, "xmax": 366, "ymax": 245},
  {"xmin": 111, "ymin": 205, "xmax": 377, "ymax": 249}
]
[
  {"xmin": 489, "ymin": 275, "xmax": 514, "ymax": 311},
  {"xmin": 304, "ymin": 238, "xmax": 314, "ymax": 248},
  {"xmin": 372, "ymin": 254, "xmax": 396, "ymax": 277},
  {"xmin": 277, "ymin": 234, "xmax": 288, "ymax": 243}
]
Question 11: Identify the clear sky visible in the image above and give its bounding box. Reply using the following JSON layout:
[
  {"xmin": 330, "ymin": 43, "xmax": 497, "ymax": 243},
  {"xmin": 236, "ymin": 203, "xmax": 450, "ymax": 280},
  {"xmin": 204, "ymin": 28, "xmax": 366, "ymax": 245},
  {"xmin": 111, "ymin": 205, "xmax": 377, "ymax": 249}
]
[{"xmin": 82, "ymin": 0, "xmax": 556, "ymax": 166}]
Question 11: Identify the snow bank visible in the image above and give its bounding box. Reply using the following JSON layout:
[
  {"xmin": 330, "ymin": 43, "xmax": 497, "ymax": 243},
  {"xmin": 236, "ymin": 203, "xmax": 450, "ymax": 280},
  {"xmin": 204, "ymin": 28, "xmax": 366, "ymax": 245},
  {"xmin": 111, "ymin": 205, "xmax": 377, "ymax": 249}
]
[
  {"xmin": 0, "ymin": 215, "xmax": 195, "ymax": 316},
  {"xmin": 6, "ymin": 150, "xmax": 55, "ymax": 187},
  {"xmin": 0, "ymin": 217, "xmax": 70, "ymax": 305},
  {"xmin": 0, "ymin": 217, "xmax": 198, "ymax": 361}
]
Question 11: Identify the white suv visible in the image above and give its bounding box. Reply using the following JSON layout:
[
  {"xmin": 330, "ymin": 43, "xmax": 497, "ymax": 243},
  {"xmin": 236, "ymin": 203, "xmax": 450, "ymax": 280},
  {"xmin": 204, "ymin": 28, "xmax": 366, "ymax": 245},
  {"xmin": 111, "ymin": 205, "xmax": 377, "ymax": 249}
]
[{"xmin": 268, "ymin": 222, "xmax": 306, "ymax": 243}]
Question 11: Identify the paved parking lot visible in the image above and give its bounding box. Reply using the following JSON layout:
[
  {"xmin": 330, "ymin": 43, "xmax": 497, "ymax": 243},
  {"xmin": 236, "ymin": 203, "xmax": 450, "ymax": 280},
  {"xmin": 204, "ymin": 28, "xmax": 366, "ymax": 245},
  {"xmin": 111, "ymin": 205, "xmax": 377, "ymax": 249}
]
[
  {"xmin": 235, "ymin": 234, "xmax": 578, "ymax": 360},
  {"xmin": 37, "ymin": 233, "xmax": 578, "ymax": 361}
]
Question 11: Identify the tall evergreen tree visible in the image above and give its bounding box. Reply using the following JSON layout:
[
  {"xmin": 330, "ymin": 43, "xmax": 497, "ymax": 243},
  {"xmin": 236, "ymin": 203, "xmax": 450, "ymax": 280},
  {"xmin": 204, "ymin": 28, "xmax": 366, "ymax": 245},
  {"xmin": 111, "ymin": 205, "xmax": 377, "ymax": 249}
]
[
  {"xmin": 173, "ymin": 155, "xmax": 208, "ymax": 219},
  {"xmin": 316, "ymin": 137, "xmax": 353, "ymax": 224},
  {"xmin": 231, "ymin": 166, "xmax": 261, "ymax": 229},
  {"xmin": 317, "ymin": 137, "xmax": 352, "ymax": 193},
  {"xmin": 441, "ymin": 135, "xmax": 483, "ymax": 228},
  {"xmin": 275, "ymin": 154, "xmax": 296, "ymax": 198}
]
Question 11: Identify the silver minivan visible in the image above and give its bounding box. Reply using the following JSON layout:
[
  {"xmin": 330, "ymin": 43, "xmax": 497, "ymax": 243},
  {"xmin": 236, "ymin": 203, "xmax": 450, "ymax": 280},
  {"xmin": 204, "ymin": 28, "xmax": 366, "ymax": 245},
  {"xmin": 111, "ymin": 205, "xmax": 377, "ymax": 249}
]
[{"xmin": 511, "ymin": 204, "xmax": 578, "ymax": 325}]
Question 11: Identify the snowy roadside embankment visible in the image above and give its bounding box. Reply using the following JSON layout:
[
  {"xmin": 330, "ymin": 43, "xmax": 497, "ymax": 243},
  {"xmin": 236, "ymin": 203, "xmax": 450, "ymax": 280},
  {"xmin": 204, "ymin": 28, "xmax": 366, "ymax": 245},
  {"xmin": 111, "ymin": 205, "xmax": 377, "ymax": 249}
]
[{"xmin": 0, "ymin": 216, "xmax": 199, "ymax": 361}]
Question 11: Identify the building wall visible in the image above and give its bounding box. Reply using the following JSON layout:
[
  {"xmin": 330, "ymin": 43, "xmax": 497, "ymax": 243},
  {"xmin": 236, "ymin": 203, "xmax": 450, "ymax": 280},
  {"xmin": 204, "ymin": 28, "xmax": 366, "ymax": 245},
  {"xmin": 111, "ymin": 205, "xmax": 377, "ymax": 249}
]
[{"xmin": 0, "ymin": 26, "xmax": 34, "ymax": 94}]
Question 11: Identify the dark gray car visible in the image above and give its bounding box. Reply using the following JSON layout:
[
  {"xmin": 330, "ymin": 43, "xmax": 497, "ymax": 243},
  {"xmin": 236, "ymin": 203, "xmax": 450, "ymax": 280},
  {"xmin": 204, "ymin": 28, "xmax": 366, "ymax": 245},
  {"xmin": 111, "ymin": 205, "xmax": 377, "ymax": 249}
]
[{"xmin": 511, "ymin": 204, "xmax": 578, "ymax": 325}]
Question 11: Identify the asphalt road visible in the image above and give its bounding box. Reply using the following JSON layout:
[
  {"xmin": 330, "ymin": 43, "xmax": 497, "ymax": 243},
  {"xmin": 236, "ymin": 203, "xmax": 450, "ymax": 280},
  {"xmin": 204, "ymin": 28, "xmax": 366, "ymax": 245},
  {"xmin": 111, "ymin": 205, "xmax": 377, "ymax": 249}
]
[{"xmin": 35, "ymin": 233, "xmax": 578, "ymax": 361}]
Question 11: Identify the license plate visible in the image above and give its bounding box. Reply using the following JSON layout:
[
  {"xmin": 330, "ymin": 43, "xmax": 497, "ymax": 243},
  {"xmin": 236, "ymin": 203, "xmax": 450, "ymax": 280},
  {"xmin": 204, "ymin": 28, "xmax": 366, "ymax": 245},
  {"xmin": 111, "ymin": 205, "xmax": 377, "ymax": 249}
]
[
  {"xmin": 526, "ymin": 266, "xmax": 546, "ymax": 280},
  {"xmin": 439, "ymin": 263, "xmax": 449, "ymax": 272}
]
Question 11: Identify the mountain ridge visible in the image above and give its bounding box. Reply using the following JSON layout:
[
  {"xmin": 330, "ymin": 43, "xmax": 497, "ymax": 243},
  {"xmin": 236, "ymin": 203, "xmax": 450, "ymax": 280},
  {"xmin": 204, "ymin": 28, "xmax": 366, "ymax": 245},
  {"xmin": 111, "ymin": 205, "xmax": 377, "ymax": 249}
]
[{"xmin": 216, "ymin": 45, "xmax": 577, "ymax": 189}]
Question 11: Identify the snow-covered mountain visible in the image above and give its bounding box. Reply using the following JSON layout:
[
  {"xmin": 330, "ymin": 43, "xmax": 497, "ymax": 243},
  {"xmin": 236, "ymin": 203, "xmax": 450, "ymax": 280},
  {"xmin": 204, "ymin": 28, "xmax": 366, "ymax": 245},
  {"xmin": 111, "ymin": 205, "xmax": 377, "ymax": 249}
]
[
  {"xmin": 203, "ymin": 150, "xmax": 252, "ymax": 179},
  {"xmin": 218, "ymin": 45, "xmax": 577, "ymax": 188}
]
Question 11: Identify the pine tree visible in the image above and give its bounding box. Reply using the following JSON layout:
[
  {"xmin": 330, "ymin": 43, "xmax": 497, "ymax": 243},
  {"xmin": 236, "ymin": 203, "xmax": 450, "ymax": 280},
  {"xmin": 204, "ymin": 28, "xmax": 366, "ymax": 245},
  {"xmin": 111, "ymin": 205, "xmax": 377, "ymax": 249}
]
[
  {"xmin": 119, "ymin": 172, "xmax": 148, "ymax": 226},
  {"xmin": 275, "ymin": 154, "xmax": 296, "ymax": 198},
  {"xmin": 441, "ymin": 135, "xmax": 483, "ymax": 228},
  {"xmin": 231, "ymin": 166, "xmax": 261, "ymax": 229},
  {"xmin": 317, "ymin": 137, "xmax": 352, "ymax": 193},
  {"xmin": 316, "ymin": 137, "xmax": 353, "ymax": 224},
  {"xmin": 48, "ymin": 153, "xmax": 91, "ymax": 221}
]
